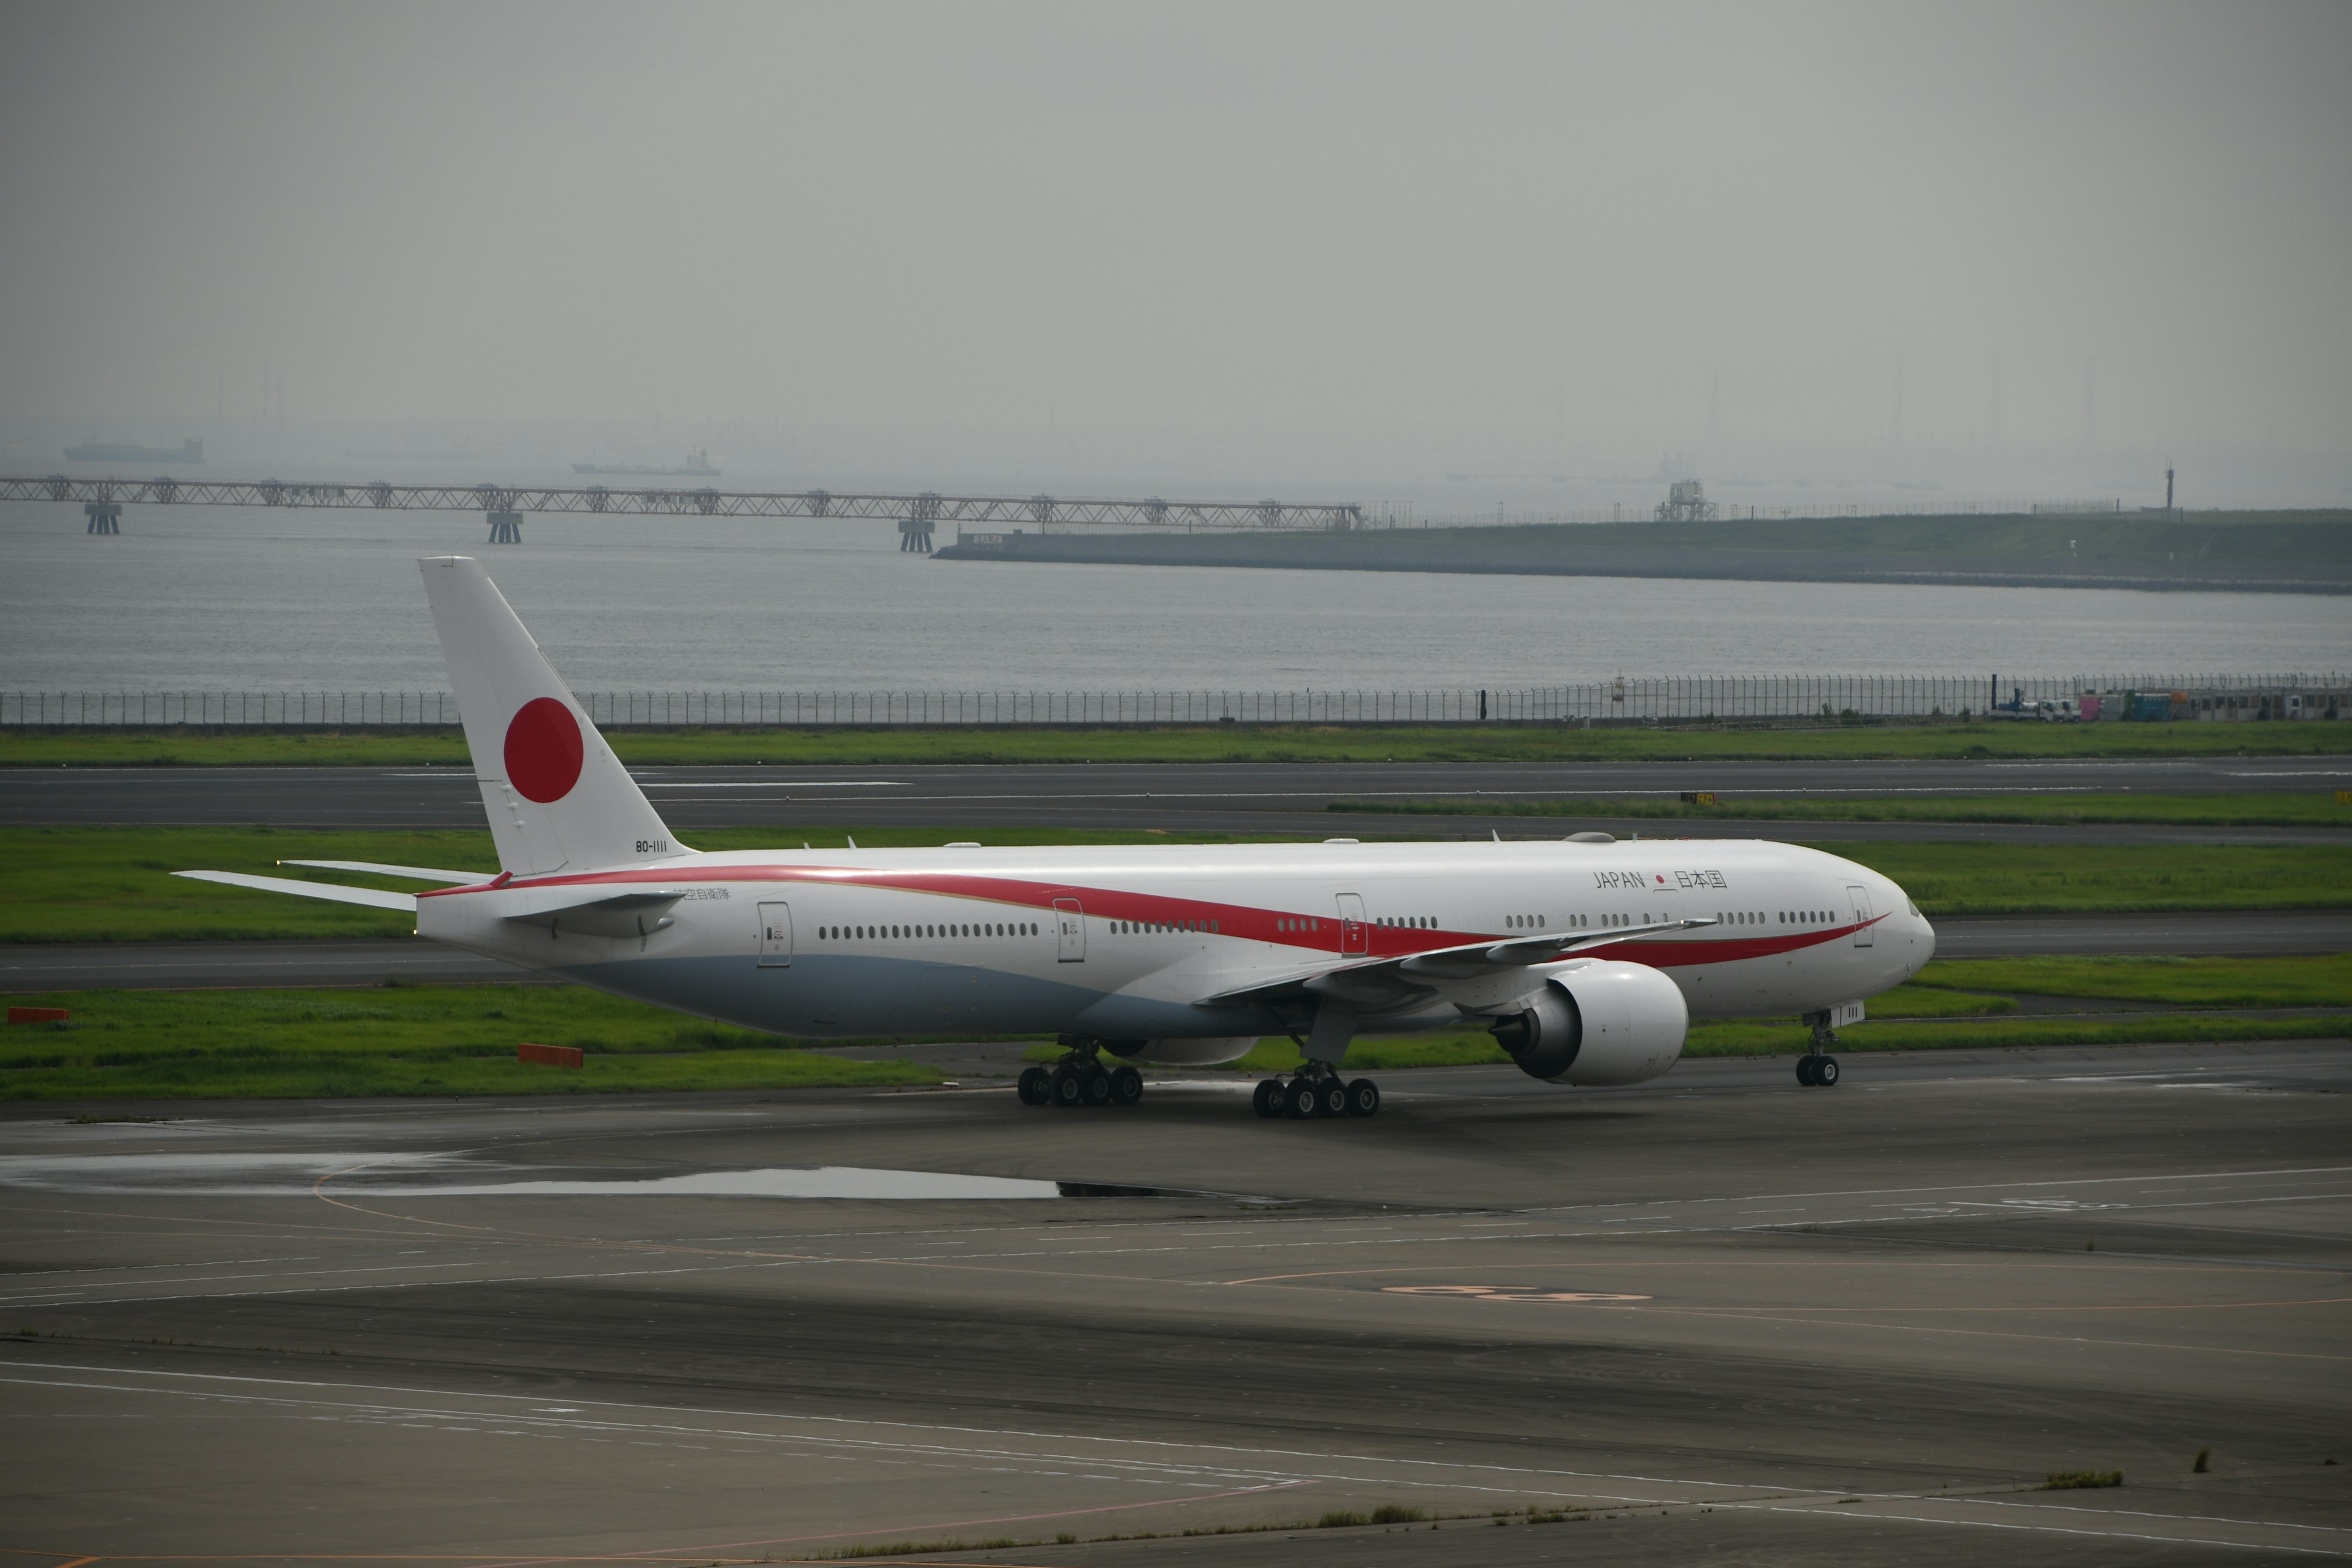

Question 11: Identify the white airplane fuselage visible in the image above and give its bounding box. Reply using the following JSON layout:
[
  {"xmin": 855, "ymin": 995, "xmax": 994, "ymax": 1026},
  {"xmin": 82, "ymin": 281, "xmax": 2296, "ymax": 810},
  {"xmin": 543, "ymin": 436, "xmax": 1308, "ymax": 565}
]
[
  {"xmin": 184, "ymin": 557, "xmax": 1935, "ymax": 1099},
  {"xmin": 419, "ymin": 837, "xmax": 1934, "ymax": 1055}
]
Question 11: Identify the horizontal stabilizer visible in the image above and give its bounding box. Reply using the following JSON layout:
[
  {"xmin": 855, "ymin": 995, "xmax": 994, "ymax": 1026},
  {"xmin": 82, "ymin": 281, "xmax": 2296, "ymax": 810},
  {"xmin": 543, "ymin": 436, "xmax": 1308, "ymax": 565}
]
[
  {"xmin": 280, "ymin": 859, "xmax": 487, "ymax": 885},
  {"xmin": 174, "ymin": 870, "xmax": 417, "ymax": 913}
]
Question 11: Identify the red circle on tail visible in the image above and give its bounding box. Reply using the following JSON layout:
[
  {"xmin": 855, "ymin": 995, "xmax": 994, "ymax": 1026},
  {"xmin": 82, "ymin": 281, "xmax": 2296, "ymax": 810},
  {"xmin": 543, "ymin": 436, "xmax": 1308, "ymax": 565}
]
[{"xmin": 503, "ymin": 697, "xmax": 584, "ymax": 802}]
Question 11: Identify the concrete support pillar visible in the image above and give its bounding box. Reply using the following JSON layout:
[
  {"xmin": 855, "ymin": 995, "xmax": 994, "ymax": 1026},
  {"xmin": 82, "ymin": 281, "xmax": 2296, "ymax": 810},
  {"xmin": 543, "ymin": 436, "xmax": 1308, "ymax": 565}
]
[
  {"xmin": 486, "ymin": 510, "xmax": 524, "ymax": 544},
  {"xmin": 897, "ymin": 516, "xmax": 933, "ymax": 552},
  {"xmin": 84, "ymin": 502, "xmax": 121, "ymax": 535}
]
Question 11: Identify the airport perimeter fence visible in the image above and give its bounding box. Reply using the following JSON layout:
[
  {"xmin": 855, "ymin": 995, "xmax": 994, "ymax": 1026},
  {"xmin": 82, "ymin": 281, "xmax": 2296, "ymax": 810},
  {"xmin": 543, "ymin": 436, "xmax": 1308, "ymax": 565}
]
[{"xmin": 3, "ymin": 673, "xmax": 2342, "ymax": 728}]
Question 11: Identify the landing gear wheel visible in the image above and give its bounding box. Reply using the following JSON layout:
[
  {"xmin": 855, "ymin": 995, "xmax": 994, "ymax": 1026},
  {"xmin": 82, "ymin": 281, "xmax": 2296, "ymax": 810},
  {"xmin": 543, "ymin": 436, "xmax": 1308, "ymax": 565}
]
[
  {"xmin": 1080, "ymin": 1066, "xmax": 1115, "ymax": 1107},
  {"xmin": 1813, "ymin": 1055, "xmax": 1841, "ymax": 1087},
  {"xmin": 1253, "ymin": 1079, "xmax": 1286, "ymax": 1118},
  {"xmin": 1314, "ymin": 1077, "xmax": 1350, "ymax": 1119},
  {"xmin": 1795, "ymin": 1056, "xmax": 1819, "ymax": 1087},
  {"xmin": 1109, "ymin": 1065, "xmax": 1144, "ymax": 1106},
  {"xmin": 1017, "ymin": 1065, "xmax": 1051, "ymax": 1106},
  {"xmin": 1049, "ymin": 1064, "xmax": 1085, "ymax": 1107},
  {"xmin": 1344, "ymin": 1077, "xmax": 1381, "ymax": 1118},
  {"xmin": 1284, "ymin": 1078, "xmax": 1324, "ymax": 1120}
]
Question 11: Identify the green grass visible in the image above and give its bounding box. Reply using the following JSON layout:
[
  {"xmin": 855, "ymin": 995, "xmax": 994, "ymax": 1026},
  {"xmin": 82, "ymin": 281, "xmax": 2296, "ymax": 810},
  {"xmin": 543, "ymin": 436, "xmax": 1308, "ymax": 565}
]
[
  {"xmin": 1199, "ymin": 1011, "xmax": 2343, "ymax": 1076},
  {"xmin": 7, "ymin": 718, "xmax": 2350, "ymax": 767},
  {"xmin": 0, "ymin": 985, "xmax": 940, "ymax": 1101},
  {"xmin": 1337, "ymin": 792, "xmax": 2352, "ymax": 829},
  {"xmin": 1019, "ymin": 957, "xmax": 2347, "ymax": 1075},
  {"xmin": 9, "ymin": 828, "xmax": 2351, "ymax": 945},
  {"xmin": 1912, "ymin": 954, "xmax": 2352, "ymax": 1009},
  {"xmin": 2041, "ymin": 1471, "xmax": 2125, "ymax": 1491},
  {"xmin": 1815, "ymin": 842, "xmax": 2352, "ymax": 915},
  {"xmin": 10, "ymin": 955, "xmax": 2343, "ymax": 1101},
  {"xmin": 1683, "ymin": 1013, "xmax": 2343, "ymax": 1056}
]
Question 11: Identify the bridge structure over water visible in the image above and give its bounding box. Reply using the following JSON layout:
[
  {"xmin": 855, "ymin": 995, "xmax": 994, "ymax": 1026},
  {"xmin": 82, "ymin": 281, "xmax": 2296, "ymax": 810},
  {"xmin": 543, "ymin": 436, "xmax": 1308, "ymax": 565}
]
[{"xmin": 1, "ymin": 474, "xmax": 1365, "ymax": 548}]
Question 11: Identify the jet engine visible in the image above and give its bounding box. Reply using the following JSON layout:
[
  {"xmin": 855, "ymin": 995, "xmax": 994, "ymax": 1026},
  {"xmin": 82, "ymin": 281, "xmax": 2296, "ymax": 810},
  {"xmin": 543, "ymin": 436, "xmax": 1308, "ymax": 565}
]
[{"xmin": 1488, "ymin": 961, "xmax": 1687, "ymax": 1085}]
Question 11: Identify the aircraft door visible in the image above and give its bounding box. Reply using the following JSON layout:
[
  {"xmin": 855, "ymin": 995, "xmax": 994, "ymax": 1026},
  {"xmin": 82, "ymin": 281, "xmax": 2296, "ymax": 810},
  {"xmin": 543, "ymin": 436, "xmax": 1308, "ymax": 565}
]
[
  {"xmin": 1336, "ymin": 893, "xmax": 1368, "ymax": 956},
  {"xmin": 1054, "ymin": 897, "xmax": 1085, "ymax": 962},
  {"xmin": 756, "ymin": 902, "xmax": 793, "ymax": 967},
  {"xmin": 1847, "ymin": 884, "xmax": 1874, "ymax": 946}
]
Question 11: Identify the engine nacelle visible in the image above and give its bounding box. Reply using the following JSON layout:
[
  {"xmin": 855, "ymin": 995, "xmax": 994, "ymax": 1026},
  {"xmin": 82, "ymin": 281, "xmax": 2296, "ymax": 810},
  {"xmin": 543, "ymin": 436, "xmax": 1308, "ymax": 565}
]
[
  {"xmin": 1105, "ymin": 1036, "xmax": 1260, "ymax": 1067},
  {"xmin": 1488, "ymin": 961, "xmax": 1687, "ymax": 1085}
]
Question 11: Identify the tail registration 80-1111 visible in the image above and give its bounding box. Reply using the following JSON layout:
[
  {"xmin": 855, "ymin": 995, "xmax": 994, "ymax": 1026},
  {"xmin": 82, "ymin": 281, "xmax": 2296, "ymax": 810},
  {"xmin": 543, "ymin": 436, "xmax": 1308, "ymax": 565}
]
[{"xmin": 179, "ymin": 557, "xmax": 1936, "ymax": 1120}]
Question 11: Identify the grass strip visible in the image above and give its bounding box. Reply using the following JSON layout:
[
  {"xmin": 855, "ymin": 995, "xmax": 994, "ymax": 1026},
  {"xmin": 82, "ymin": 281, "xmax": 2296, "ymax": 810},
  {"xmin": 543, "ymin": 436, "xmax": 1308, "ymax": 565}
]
[
  {"xmin": 1334, "ymin": 792, "xmax": 2352, "ymax": 829},
  {"xmin": 1820, "ymin": 842, "xmax": 2352, "ymax": 915},
  {"xmin": 7, "ymin": 952, "xmax": 2343, "ymax": 1100},
  {"xmin": 0, "ymin": 985, "xmax": 940, "ymax": 1101},
  {"xmin": 7, "ymin": 720, "xmax": 2349, "ymax": 768},
  {"xmin": 1187, "ymin": 1011, "xmax": 2346, "ymax": 1076},
  {"xmin": 1911, "ymin": 953, "xmax": 2352, "ymax": 1009},
  {"xmin": 9, "ymin": 827, "xmax": 2352, "ymax": 944}
]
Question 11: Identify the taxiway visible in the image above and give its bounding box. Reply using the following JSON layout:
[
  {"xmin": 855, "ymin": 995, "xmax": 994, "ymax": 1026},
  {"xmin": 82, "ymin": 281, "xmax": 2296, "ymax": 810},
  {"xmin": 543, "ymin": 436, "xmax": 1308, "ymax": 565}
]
[{"xmin": 3, "ymin": 1041, "xmax": 2346, "ymax": 1564}]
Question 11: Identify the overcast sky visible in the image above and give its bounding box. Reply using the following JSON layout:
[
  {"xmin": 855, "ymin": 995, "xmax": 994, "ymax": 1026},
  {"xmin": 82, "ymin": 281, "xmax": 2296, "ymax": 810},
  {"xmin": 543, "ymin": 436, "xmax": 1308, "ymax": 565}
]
[{"xmin": 3, "ymin": 1, "xmax": 2346, "ymax": 462}]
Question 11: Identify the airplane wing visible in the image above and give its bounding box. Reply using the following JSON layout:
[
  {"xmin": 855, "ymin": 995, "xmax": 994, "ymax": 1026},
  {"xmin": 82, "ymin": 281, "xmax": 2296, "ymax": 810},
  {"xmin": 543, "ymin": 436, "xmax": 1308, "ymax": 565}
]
[
  {"xmin": 279, "ymin": 859, "xmax": 488, "ymax": 884},
  {"xmin": 1194, "ymin": 915, "xmax": 1719, "ymax": 1012},
  {"xmin": 174, "ymin": 870, "xmax": 417, "ymax": 912}
]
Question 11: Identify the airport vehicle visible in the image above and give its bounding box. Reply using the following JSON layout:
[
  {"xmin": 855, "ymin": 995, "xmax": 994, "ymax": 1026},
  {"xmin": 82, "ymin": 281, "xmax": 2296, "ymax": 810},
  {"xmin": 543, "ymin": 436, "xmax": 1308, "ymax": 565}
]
[{"xmin": 180, "ymin": 558, "xmax": 1936, "ymax": 1118}]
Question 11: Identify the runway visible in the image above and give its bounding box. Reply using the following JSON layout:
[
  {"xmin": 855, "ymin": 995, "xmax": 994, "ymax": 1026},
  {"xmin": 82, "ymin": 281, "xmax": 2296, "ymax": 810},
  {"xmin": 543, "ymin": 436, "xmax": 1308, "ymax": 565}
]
[
  {"xmin": 2, "ymin": 1040, "xmax": 2346, "ymax": 1564},
  {"xmin": 7, "ymin": 755, "xmax": 2351, "ymax": 844},
  {"xmin": 9, "ymin": 908, "xmax": 2351, "ymax": 993}
]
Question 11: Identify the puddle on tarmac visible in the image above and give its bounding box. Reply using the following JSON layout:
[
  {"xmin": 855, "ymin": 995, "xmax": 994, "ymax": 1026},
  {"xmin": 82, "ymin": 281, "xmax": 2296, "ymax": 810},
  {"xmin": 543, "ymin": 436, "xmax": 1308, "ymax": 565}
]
[
  {"xmin": 388, "ymin": 1167, "xmax": 1063, "ymax": 1200},
  {"xmin": 0, "ymin": 1153, "xmax": 1207, "ymax": 1200}
]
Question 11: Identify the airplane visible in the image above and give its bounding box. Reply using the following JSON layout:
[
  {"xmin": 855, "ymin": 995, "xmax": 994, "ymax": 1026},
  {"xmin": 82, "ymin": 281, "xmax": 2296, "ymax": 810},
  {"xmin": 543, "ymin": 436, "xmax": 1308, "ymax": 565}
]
[{"xmin": 180, "ymin": 556, "xmax": 1936, "ymax": 1120}]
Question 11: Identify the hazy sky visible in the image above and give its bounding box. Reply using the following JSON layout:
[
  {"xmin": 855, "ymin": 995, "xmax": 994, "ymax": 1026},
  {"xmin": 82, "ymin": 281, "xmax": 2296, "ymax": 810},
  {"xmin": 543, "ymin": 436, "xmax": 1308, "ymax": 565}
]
[{"xmin": 4, "ymin": 1, "xmax": 2347, "ymax": 457}]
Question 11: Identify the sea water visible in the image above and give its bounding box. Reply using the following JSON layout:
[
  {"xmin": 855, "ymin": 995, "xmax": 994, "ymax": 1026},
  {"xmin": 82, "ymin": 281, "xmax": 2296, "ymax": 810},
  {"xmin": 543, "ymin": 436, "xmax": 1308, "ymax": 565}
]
[{"xmin": 3, "ymin": 501, "xmax": 2344, "ymax": 693}]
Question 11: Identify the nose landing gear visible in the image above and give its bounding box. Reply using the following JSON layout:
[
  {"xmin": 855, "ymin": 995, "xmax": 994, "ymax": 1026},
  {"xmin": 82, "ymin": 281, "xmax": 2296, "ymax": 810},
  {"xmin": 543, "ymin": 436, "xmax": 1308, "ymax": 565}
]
[{"xmin": 1795, "ymin": 1011, "xmax": 1842, "ymax": 1088}]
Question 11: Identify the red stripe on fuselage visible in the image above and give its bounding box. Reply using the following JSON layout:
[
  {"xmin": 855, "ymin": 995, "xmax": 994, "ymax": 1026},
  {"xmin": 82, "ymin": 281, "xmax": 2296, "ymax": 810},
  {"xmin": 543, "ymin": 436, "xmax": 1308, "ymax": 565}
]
[{"xmin": 421, "ymin": 861, "xmax": 1885, "ymax": 970}]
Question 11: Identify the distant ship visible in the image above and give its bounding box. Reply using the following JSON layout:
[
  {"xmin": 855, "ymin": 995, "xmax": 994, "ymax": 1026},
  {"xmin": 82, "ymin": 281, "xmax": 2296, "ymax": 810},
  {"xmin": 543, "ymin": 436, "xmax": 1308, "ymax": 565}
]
[
  {"xmin": 64, "ymin": 437, "xmax": 202, "ymax": 463},
  {"xmin": 572, "ymin": 447, "xmax": 719, "ymax": 478}
]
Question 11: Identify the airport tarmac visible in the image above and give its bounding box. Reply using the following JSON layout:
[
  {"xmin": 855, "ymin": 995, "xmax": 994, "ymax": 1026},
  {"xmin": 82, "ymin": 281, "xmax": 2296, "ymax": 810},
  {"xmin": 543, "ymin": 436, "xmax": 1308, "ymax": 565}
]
[
  {"xmin": 9, "ymin": 908, "xmax": 2351, "ymax": 993},
  {"xmin": 2, "ymin": 1041, "xmax": 2346, "ymax": 1564},
  {"xmin": 6, "ymin": 757, "xmax": 2350, "ymax": 845}
]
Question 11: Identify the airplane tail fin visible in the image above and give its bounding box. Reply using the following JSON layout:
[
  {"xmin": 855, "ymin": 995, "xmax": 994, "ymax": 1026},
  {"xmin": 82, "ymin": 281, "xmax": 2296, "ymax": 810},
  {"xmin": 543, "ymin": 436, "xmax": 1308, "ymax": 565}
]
[{"xmin": 418, "ymin": 556, "xmax": 684, "ymax": 875}]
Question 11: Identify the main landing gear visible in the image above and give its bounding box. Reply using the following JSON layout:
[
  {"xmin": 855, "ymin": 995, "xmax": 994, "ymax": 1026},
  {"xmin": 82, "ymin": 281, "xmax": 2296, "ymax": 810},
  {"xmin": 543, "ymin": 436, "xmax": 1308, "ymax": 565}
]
[
  {"xmin": 1253, "ymin": 1066, "xmax": 1381, "ymax": 1120},
  {"xmin": 1795, "ymin": 1011, "xmax": 1842, "ymax": 1088},
  {"xmin": 1017, "ymin": 1036, "xmax": 1145, "ymax": 1110}
]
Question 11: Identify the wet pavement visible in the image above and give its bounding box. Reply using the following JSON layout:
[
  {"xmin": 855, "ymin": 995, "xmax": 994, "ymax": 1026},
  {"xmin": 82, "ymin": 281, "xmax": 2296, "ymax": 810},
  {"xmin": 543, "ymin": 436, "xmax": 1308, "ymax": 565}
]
[{"xmin": 2, "ymin": 1040, "xmax": 2348, "ymax": 1564}]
